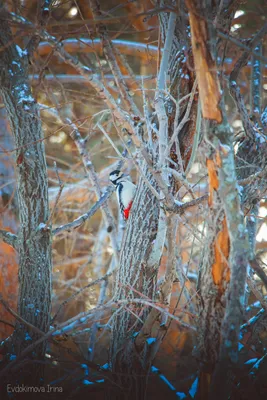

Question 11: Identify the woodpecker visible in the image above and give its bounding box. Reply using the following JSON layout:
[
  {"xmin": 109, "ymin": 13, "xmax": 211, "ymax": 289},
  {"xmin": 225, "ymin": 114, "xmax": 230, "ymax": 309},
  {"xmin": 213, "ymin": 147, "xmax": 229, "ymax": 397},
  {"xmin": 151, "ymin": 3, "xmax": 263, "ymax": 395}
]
[{"xmin": 109, "ymin": 170, "xmax": 136, "ymax": 220}]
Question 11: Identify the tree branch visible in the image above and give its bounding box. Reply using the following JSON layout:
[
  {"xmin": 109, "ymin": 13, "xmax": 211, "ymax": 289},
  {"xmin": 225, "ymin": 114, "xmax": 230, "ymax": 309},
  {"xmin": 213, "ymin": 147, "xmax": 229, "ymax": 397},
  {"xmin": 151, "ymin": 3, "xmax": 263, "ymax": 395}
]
[
  {"xmin": 52, "ymin": 185, "xmax": 115, "ymax": 237},
  {"xmin": 250, "ymin": 259, "xmax": 267, "ymax": 292},
  {"xmin": 0, "ymin": 230, "xmax": 17, "ymax": 249}
]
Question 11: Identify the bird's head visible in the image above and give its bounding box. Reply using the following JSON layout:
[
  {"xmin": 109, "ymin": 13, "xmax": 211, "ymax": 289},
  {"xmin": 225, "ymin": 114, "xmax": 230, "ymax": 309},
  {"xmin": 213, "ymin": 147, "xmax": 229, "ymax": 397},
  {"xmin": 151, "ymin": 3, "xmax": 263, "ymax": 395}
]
[{"xmin": 109, "ymin": 170, "xmax": 125, "ymax": 185}]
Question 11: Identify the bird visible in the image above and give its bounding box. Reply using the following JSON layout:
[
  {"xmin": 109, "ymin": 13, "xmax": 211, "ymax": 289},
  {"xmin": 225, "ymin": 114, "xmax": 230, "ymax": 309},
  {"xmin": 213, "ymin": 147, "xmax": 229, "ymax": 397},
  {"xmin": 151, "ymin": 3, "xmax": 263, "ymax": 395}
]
[{"xmin": 109, "ymin": 170, "xmax": 136, "ymax": 220}]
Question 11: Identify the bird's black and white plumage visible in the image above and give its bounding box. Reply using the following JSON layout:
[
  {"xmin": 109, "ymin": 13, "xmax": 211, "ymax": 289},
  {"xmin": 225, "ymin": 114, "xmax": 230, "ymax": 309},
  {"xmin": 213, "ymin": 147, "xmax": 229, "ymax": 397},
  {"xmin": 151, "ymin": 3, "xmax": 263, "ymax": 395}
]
[{"xmin": 109, "ymin": 170, "xmax": 136, "ymax": 220}]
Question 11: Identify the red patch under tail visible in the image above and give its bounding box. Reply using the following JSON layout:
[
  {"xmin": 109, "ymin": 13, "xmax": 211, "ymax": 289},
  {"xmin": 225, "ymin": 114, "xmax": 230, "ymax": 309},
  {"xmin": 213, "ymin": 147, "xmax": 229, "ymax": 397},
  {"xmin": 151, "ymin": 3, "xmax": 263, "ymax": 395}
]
[{"xmin": 123, "ymin": 201, "xmax": 133, "ymax": 220}]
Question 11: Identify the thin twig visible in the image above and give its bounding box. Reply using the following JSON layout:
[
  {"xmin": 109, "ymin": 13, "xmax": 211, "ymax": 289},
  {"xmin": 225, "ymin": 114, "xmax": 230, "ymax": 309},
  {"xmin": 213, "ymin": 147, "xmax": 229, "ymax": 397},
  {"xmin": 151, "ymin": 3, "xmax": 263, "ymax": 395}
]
[
  {"xmin": 97, "ymin": 123, "xmax": 124, "ymax": 159},
  {"xmin": 52, "ymin": 185, "xmax": 115, "ymax": 237},
  {"xmin": 44, "ymin": 162, "xmax": 64, "ymax": 230},
  {"xmin": 156, "ymin": 11, "xmax": 177, "ymax": 175},
  {"xmin": 168, "ymin": 79, "xmax": 198, "ymax": 153},
  {"xmin": 250, "ymin": 259, "xmax": 267, "ymax": 291},
  {"xmin": 0, "ymin": 295, "xmax": 45, "ymax": 337},
  {"xmin": 247, "ymin": 276, "xmax": 267, "ymax": 312},
  {"xmin": 51, "ymin": 267, "xmax": 115, "ymax": 324}
]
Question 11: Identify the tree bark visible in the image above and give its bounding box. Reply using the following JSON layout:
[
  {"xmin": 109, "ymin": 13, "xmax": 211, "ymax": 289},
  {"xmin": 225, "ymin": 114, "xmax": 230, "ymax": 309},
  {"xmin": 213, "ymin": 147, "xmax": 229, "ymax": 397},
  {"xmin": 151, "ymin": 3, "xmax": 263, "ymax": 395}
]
[
  {"xmin": 0, "ymin": 11, "xmax": 52, "ymax": 385},
  {"xmin": 109, "ymin": 166, "xmax": 159, "ymax": 400},
  {"xmin": 186, "ymin": 2, "xmax": 249, "ymax": 398}
]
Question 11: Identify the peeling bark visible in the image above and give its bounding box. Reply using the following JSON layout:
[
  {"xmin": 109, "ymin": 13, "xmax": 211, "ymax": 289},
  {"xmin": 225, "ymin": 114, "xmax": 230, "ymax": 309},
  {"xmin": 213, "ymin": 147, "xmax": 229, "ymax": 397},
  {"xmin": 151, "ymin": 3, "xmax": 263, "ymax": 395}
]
[
  {"xmin": 186, "ymin": 0, "xmax": 222, "ymax": 123},
  {"xmin": 186, "ymin": 2, "xmax": 249, "ymax": 398},
  {"xmin": 195, "ymin": 149, "xmax": 230, "ymax": 399}
]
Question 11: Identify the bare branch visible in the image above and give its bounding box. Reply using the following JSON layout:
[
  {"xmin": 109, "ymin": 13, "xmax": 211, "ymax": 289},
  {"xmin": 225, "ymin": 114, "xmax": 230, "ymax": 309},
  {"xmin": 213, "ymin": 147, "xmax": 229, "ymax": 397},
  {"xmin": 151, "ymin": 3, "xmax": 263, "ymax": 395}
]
[
  {"xmin": 155, "ymin": 11, "xmax": 177, "ymax": 172},
  {"xmin": 247, "ymin": 276, "xmax": 267, "ymax": 312},
  {"xmin": 0, "ymin": 230, "xmax": 17, "ymax": 249},
  {"xmin": 52, "ymin": 185, "xmax": 115, "ymax": 237},
  {"xmin": 44, "ymin": 162, "xmax": 64, "ymax": 231},
  {"xmin": 250, "ymin": 259, "xmax": 267, "ymax": 291}
]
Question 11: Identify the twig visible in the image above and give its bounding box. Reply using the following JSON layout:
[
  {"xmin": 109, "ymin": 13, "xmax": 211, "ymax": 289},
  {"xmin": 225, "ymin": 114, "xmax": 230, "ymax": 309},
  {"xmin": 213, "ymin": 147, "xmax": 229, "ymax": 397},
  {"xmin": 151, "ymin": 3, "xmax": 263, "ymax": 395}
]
[
  {"xmin": 51, "ymin": 298, "xmax": 196, "ymax": 340},
  {"xmin": 88, "ymin": 273, "xmax": 110, "ymax": 361},
  {"xmin": 97, "ymin": 123, "xmax": 124, "ymax": 159},
  {"xmin": 155, "ymin": 11, "xmax": 177, "ymax": 174},
  {"xmin": 163, "ymin": 167, "xmax": 195, "ymax": 199},
  {"xmin": 229, "ymin": 23, "xmax": 267, "ymax": 139},
  {"xmin": 166, "ymin": 194, "xmax": 208, "ymax": 214},
  {"xmin": 0, "ymin": 297, "xmax": 195, "ymax": 380},
  {"xmin": 240, "ymin": 308, "xmax": 265, "ymax": 333},
  {"xmin": 0, "ymin": 319, "xmax": 15, "ymax": 329},
  {"xmin": 229, "ymin": 81, "xmax": 255, "ymax": 140},
  {"xmin": 185, "ymin": 100, "xmax": 202, "ymax": 176},
  {"xmin": 0, "ymin": 295, "xmax": 45, "ymax": 337},
  {"xmin": 89, "ymin": 0, "xmax": 141, "ymax": 117},
  {"xmin": 216, "ymin": 29, "xmax": 267, "ymax": 64},
  {"xmin": 250, "ymin": 259, "xmax": 267, "ymax": 291},
  {"xmin": 0, "ymin": 322, "xmax": 103, "ymax": 381},
  {"xmin": 157, "ymin": 215, "xmax": 177, "ymax": 331},
  {"xmin": 247, "ymin": 276, "xmax": 267, "ymax": 312},
  {"xmin": 12, "ymin": 13, "xmax": 138, "ymax": 135},
  {"xmin": 238, "ymin": 165, "xmax": 267, "ymax": 186},
  {"xmin": 44, "ymin": 162, "xmax": 64, "ymax": 230},
  {"xmin": 52, "ymin": 186, "xmax": 115, "ymax": 236},
  {"xmin": 48, "ymin": 99, "xmax": 119, "ymax": 262},
  {"xmin": 230, "ymin": 23, "xmax": 267, "ymax": 83},
  {"xmin": 42, "ymin": 0, "xmax": 52, "ymax": 16},
  {"xmin": 250, "ymin": 44, "xmax": 262, "ymax": 115},
  {"xmin": 112, "ymin": 119, "xmax": 163, "ymax": 201},
  {"xmin": 51, "ymin": 267, "xmax": 115, "ymax": 324},
  {"xmin": 168, "ymin": 79, "xmax": 198, "ymax": 153}
]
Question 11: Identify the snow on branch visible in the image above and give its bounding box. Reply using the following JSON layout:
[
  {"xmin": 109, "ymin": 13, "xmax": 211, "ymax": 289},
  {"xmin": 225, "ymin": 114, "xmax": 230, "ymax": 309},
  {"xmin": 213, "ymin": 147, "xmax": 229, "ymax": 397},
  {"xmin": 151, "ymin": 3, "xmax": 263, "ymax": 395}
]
[{"xmin": 0, "ymin": 230, "xmax": 17, "ymax": 249}]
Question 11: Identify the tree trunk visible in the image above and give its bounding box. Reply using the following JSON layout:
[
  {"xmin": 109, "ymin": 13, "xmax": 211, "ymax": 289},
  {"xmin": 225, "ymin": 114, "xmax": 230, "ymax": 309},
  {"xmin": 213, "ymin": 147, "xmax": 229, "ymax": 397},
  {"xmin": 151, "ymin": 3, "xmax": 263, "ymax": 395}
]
[
  {"xmin": 109, "ymin": 166, "xmax": 159, "ymax": 400},
  {"xmin": 108, "ymin": 6, "xmax": 199, "ymax": 398},
  {"xmin": 0, "ymin": 12, "xmax": 52, "ymax": 386},
  {"xmin": 195, "ymin": 150, "xmax": 230, "ymax": 398},
  {"xmin": 185, "ymin": 1, "xmax": 249, "ymax": 398}
]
